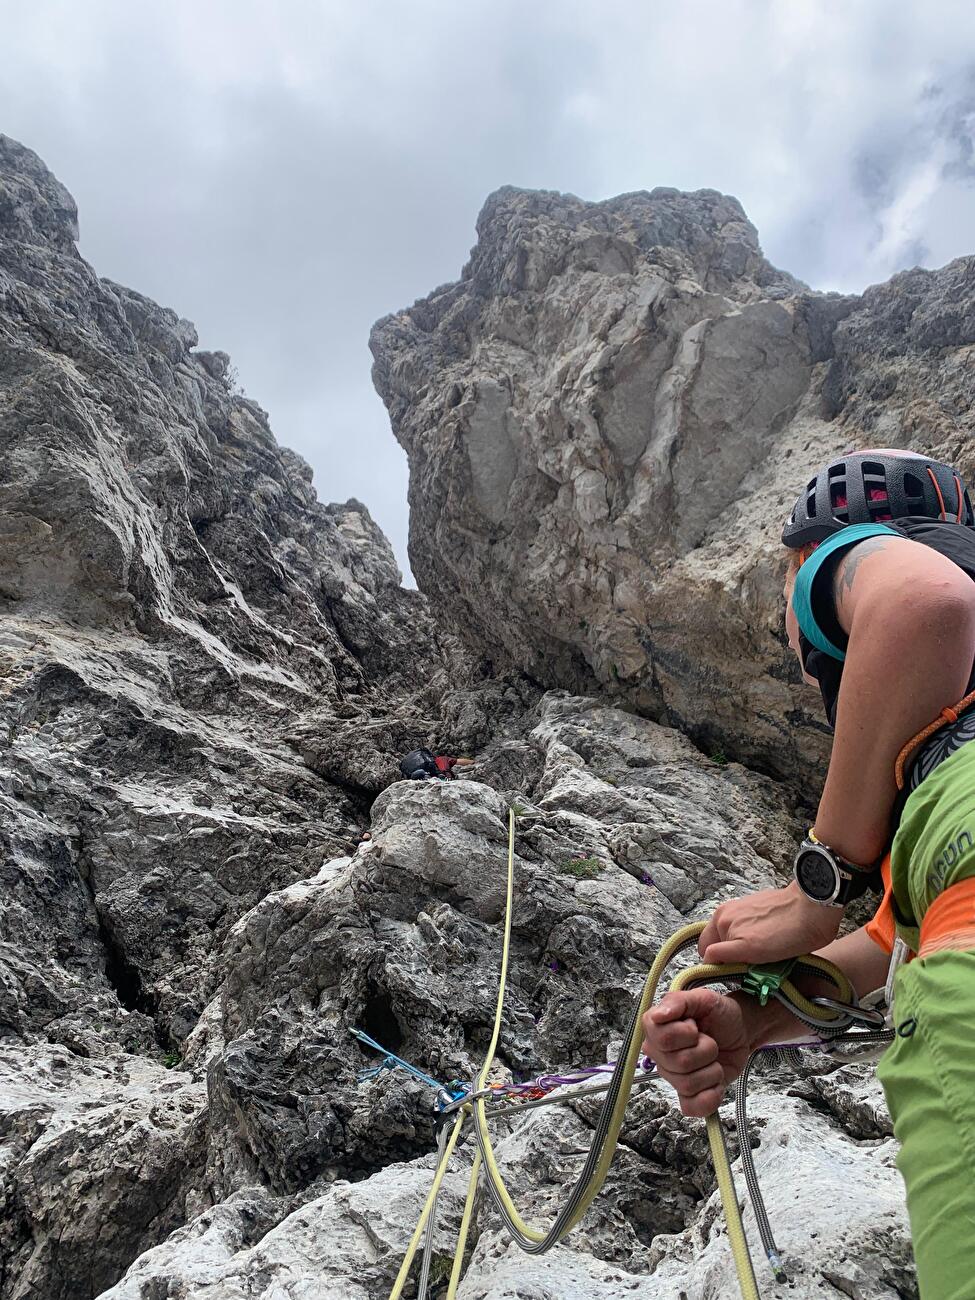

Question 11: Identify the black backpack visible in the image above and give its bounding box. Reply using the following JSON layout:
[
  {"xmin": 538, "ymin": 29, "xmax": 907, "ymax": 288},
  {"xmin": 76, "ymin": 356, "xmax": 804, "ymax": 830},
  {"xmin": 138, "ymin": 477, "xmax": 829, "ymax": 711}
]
[{"xmin": 398, "ymin": 748, "xmax": 439, "ymax": 779}]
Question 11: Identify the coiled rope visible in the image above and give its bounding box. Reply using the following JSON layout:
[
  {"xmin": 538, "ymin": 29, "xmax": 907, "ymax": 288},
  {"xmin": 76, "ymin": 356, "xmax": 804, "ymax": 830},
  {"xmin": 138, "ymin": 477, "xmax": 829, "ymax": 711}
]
[{"xmin": 386, "ymin": 805, "xmax": 872, "ymax": 1300}]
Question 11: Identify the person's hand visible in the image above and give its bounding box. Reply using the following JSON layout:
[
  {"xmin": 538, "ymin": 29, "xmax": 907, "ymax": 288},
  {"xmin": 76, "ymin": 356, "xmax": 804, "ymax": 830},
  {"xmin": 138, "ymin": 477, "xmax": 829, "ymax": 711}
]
[
  {"xmin": 641, "ymin": 989, "xmax": 750, "ymax": 1117},
  {"xmin": 697, "ymin": 882, "xmax": 843, "ymax": 966}
]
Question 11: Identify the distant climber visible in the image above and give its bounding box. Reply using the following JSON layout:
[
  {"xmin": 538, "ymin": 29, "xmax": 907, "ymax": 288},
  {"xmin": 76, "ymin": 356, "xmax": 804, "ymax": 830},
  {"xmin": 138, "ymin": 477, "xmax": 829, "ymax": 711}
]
[{"xmin": 398, "ymin": 748, "xmax": 475, "ymax": 781}]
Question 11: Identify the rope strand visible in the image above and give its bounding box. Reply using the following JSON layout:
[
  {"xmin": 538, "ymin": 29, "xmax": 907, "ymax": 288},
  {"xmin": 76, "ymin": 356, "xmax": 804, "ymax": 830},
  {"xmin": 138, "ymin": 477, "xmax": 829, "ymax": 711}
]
[{"xmin": 383, "ymin": 809, "xmax": 869, "ymax": 1300}]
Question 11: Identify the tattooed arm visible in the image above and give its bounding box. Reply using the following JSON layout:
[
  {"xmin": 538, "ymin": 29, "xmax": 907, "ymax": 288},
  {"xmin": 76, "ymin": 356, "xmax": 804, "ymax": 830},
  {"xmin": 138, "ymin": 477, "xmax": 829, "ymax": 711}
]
[
  {"xmin": 814, "ymin": 534, "xmax": 975, "ymax": 864},
  {"xmin": 696, "ymin": 535, "xmax": 975, "ymax": 966},
  {"xmin": 695, "ymin": 533, "xmax": 975, "ymax": 967}
]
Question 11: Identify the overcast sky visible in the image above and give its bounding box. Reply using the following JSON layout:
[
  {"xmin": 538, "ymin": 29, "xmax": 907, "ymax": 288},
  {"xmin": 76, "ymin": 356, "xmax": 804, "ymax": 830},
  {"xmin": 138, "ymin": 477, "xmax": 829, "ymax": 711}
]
[{"xmin": 5, "ymin": 1, "xmax": 975, "ymax": 579}]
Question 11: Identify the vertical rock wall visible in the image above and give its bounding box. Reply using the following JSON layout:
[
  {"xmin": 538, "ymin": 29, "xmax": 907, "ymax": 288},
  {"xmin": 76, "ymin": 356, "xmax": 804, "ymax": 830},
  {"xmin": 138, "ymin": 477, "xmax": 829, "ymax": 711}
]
[
  {"xmin": 0, "ymin": 135, "xmax": 479, "ymax": 1298},
  {"xmin": 372, "ymin": 184, "xmax": 975, "ymax": 786}
]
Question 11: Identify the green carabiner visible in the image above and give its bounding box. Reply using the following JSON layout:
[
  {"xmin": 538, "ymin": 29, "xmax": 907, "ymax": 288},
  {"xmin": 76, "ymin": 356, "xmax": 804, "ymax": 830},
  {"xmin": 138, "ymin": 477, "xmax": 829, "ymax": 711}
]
[{"xmin": 741, "ymin": 958, "xmax": 798, "ymax": 1006}]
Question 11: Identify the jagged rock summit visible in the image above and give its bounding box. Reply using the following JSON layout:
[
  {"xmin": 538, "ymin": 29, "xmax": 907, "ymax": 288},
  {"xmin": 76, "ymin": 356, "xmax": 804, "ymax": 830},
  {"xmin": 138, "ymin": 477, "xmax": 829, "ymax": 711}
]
[
  {"xmin": 372, "ymin": 183, "xmax": 975, "ymax": 786},
  {"xmin": 1, "ymin": 139, "xmax": 918, "ymax": 1299}
]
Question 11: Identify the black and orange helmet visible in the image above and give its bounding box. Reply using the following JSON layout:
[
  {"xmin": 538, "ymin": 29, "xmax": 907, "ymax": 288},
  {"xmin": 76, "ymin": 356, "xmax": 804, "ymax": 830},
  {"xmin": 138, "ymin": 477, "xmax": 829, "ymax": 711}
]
[{"xmin": 782, "ymin": 449, "xmax": 974, "ymax": 548}]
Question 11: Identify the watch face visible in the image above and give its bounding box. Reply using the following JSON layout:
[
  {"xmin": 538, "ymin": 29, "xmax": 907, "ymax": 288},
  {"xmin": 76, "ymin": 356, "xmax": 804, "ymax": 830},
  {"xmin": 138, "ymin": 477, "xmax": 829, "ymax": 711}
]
[{"xmin": 796, "ymin": 848, "xmax": 838, "ymax": 902}]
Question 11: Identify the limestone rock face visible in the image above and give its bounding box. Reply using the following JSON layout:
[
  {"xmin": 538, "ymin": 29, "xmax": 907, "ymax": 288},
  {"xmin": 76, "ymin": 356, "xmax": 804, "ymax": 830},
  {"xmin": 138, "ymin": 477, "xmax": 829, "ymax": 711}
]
[
  {"xmin": 0, "ymin": 1044, "xmax": 208, "ymax": 1299},
  {"xmin": 371, "ymin": 185, "xmax": 975, "ymax": 785},
  {"xmin": 1, "ymin": 140, "xmax": 920, "ymax": 1300},
  {"xmin": 96, "ymin": 693, "xmax": 912, "ymax": 1300},
  {"xmin": 0, "ymin": 133, "xmax": 457, "ymax": 1053},
  {"xmin": 0, "ymin": 135, "xmax": 469, "ymax": 1298}
]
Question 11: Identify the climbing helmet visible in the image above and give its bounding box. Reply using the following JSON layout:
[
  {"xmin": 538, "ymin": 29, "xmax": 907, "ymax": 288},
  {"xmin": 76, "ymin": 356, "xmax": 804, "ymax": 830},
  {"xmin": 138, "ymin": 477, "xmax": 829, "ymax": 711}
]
[{"xmin": 782, "ymin": 449, "xmax": 974, "ymax": 548}]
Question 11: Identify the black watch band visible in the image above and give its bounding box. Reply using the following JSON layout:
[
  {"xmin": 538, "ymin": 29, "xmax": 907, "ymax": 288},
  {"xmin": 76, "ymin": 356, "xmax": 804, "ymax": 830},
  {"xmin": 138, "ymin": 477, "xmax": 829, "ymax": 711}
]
[{"xmin": 793, "ymin": 833, "xmax": 878, "ymax": 906}]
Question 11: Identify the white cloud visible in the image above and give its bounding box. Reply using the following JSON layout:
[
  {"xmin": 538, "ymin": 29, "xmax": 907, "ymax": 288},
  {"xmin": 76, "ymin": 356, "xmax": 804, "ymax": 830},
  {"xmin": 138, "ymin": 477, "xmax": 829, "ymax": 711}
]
[{"xmin": 3, "ymin": 0, "xmax": 975, "ymax": 576}]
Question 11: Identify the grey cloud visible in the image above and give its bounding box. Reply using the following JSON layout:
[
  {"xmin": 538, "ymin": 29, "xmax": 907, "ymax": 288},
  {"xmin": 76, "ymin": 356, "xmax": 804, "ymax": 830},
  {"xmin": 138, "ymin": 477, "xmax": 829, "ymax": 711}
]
[
  {"xmin": 5, "ymin": 2, "xmax": 975, "ymax": 574},
  {"xmin": 937, "ymin": 76, "xmax": 975, "ymax": 179}
]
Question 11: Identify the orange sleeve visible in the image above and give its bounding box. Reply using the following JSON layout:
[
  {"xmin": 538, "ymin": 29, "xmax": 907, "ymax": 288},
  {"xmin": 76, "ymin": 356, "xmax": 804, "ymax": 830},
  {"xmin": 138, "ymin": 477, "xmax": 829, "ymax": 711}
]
[{"xmin": 864, "ymin": 853, "xmax": 896, "ymax": 954}]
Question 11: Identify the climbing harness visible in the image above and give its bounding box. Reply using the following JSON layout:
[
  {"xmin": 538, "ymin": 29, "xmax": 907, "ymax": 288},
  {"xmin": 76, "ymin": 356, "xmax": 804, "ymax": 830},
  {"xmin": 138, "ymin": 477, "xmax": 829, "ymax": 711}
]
[
  {"xmin": 895, "ymin": 687, "xmax": 975, "ymax": 791},
  {"xmin": 370, "ymin": 807, "xmax": 889, "ymax": 1300}
]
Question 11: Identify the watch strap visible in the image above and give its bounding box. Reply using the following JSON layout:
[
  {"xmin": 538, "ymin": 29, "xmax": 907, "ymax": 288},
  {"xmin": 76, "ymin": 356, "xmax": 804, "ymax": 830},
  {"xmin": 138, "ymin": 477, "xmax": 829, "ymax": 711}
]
[{"xmin": 808, "ymin": 829, "xmax": 881, "ymax": 878}]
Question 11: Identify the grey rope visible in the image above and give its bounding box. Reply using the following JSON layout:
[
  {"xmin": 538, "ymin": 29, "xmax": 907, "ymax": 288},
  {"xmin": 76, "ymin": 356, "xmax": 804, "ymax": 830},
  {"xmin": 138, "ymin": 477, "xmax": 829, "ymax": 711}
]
[
  {"xmin": 734, "ymin": 1029, "xmax": 895, "ymax": 1280},
  {"xmin": 416, "ymin": 1119, "xmax": 452, "ymax": 1300}
]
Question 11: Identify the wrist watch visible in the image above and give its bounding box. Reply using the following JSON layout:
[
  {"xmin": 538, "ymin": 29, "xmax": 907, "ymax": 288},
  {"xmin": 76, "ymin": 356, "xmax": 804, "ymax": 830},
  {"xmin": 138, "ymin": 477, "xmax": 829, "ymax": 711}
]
[{"xmin": 793, "ymin": 830, "xmax": 878, "ymax": 906}]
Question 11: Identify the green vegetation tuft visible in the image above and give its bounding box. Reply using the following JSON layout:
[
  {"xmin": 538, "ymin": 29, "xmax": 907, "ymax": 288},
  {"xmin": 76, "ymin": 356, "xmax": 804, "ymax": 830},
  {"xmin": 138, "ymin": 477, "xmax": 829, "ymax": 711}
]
[
  {"xmin": 559, "ymin": 856, "xmax": 606, "ymax": 879},
  {"xmin": 427, "ymin": 1253, "xmax": 455, "ymax": 1289}
]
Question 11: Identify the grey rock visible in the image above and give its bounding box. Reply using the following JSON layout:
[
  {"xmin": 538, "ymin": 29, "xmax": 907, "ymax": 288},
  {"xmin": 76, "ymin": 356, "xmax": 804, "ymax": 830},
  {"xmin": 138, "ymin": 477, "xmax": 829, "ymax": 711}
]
[
  {"xmin": 0, "ymin": 132, "xmax": 463, "ymax": 1057},
  {"xmin": 371, "ymin": 185, "xmax": 975, "ymax": 789},
  {"xmin": 99, "ymin": 1157, "xmax": 472, "ymax": 1300},
  {"xmin": 0, "ymin": 135, "xmax": 479, "ymax": 1298},
  {"xmin": 0, "ymin": 1044, "xmax": 207, "ymax": 1299},
  {"xmin": 0, "ymin": 139, "xmax": 924, "ymax": 1300}
]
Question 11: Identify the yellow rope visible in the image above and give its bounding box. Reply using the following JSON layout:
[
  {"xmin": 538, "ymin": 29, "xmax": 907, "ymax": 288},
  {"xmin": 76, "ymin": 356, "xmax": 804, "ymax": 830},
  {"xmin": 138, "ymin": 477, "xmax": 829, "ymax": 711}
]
[
  {"xmin": 672, "ymin": 962, "xmax": 760, "ymax": 1300},
  {"xmin": 446, "ymin": 1150, "xmax": 481, "ymax": 1298},
  {"xmin": 388, "ymin": 809, "xmax": 852, "ymax": 1300},
  {"xmin": 461, "ymin": 928, "xmax": 848, "ymax": 1295},
  {"xmin": 387, "ymin": 1109, "xmax": 467, "ymax": 1300},
  {"xmin": 706, "ymin": 1111, "xmax": 759, "ymax": 1300},
  {"xmin": 387, "ymin": 807, "xmax": 518, "ymax": 1300},
  {"xmin": 470, "ymin": 927, "xmax": 724, "ymax": 1242},
  {"xmin": 445, "ymin": 806, "xmax": 517, "ymax": 1297}
]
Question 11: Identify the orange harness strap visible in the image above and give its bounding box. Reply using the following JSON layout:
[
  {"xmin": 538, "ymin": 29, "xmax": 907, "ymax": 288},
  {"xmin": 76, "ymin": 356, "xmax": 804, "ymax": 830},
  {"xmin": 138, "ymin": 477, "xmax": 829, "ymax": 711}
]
[
  {"xmin": 871, "ymin": 695, "xmax": 975, "ymax": 956},
  {"xmin": 918, "ymin": 876, "xmax": 975, "ymax": 958},
  {"xmin": 865, "ymin": 854, "xmax": 897, "ymax": 955},
  {"xmin": 894, "ymin": 689, "xmax": 975, "ymax": 791}
]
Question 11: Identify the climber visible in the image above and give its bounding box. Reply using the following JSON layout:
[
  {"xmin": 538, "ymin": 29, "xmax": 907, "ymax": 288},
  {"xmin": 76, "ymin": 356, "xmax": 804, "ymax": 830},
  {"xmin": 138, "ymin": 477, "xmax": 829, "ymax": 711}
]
[
  {"xmin": 398, "ymin": 748, "xmax": 475, "ymax": 781},
  {"xmin": 642, "ymin": 448, "xmax": 975, "ymax": 1300}
]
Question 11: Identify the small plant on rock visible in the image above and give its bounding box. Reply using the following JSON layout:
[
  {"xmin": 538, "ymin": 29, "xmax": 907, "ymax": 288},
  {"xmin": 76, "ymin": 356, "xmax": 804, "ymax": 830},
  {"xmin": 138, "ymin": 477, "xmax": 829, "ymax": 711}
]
[
  {"xmin": 559, "ymin": 856, "xmax": 605, "ymax": 879},
  {"xmin": 427, "ymin": 1252, "xmax": 455, "ymax": 1292}
]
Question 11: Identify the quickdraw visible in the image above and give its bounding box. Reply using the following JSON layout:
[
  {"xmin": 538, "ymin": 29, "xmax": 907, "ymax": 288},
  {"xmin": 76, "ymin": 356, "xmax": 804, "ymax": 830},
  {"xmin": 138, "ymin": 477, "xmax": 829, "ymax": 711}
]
[{"xmin": 349, "ymin": 1027, "xmax": 464, "ymax": 1096}]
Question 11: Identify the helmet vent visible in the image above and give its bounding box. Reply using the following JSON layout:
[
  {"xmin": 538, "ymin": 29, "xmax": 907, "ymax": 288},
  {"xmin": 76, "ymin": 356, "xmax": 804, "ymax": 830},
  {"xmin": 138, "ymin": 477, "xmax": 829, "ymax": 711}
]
[{"xmin": 903, "ymin": 471, "xmax": 925, "ymax": 501}]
